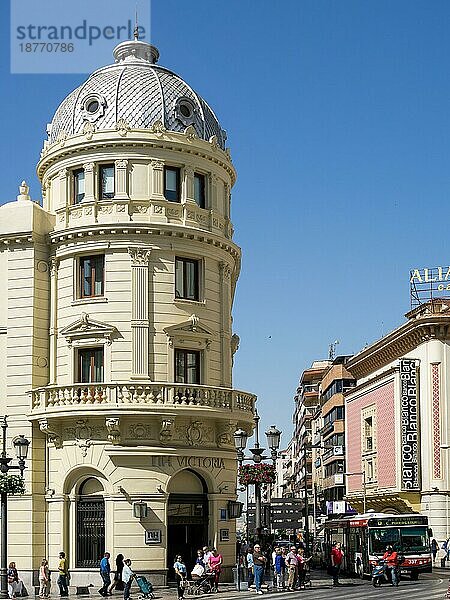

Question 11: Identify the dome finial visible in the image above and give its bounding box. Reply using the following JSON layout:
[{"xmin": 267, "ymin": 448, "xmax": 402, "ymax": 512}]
[
  {"xmin": 134, "ymin": 5, "xmax": 139, "ymax": 41},
  {"xmin": 113, "ymin": 38, "xmax": 159, "ymax": 64}
]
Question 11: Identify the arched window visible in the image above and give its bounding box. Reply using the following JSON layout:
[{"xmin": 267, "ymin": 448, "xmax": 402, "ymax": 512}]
[{"xmin": 76, "ymin": 477, "xmax": 105, "ymax": 567}]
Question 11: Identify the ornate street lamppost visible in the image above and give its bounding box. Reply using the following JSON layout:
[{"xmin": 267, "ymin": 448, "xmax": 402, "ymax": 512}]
[
  {"xmin": 265, "ymin": 426, "xmax": 282, "ymax": 464},
  {"xmin": 233, "ymin": 412, "xmax": 282, "ymax": 540},
  {"xmin": 0, "ymin": 417, "xmax": 30, "ymax": 600}
]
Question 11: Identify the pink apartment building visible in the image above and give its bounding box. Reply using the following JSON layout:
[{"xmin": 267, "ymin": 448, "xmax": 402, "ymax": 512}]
[{"xmin": 345, "ymin": 298, "xmax": 450, "ymax": 540}]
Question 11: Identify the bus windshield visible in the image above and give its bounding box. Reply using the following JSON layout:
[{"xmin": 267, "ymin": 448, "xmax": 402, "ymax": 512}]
[{"xmin": 369, "ymin": 526, "xmax": 430, "ymax": 554}]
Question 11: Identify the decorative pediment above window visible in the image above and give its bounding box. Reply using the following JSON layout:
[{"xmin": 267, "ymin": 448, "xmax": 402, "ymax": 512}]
[
  {"xmin": 60, "ymin": 312, "xmax": 118, "ymax": 347},
  {"xmin": 164, "ymin": 314, "xmax": 213, "ymax": 349}
]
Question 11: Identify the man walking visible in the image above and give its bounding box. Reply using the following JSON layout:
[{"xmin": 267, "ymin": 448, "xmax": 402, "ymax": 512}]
[
  {"xmin": 99, "ymin": 552, "xmax": 112, "ymax": 596},
  {"xmin": 57, "ymin": 552, "xmax": 69, "ymax": 597}
]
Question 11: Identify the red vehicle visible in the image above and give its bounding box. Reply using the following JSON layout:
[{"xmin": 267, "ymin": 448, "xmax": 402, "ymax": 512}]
[{"xmin": 324, "ymin": 513, "xmax": 432, "ymax": 580}]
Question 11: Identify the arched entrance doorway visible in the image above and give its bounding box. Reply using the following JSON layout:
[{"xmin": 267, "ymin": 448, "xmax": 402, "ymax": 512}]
[
  {"xmin": 76, "ymin": 477, "xmax": 105, "ymax": 567},
  {"xmin": 167, "ymin": 469, "xmax": 208, "ymax": 578}
]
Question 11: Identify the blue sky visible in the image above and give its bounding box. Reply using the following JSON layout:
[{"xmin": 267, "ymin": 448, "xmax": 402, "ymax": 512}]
[{"xmin": 2, "ymin": 0, "xmax": 450, "ymax": 444}]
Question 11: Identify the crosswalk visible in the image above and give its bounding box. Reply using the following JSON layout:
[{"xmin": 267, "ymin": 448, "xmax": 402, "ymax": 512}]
[{"xmin": 223, "ymin": 573, "xmax": 448, "ymax": 600}]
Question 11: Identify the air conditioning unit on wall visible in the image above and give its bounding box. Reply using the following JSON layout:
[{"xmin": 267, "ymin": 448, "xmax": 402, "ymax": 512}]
[{"xmin": 333, "ymin": 445, "xmax": 344, "ymax": 455}]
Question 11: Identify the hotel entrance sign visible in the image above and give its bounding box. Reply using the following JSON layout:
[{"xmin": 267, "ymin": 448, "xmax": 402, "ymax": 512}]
[
  {"xmin": 145, "ymin": 529, "xmax": 162, "ymax": 544},
  {"xmin": 410, "ymin": 266, "xmax": 450, "ymax": 308}
]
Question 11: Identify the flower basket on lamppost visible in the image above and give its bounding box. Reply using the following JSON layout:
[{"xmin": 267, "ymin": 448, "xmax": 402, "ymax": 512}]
[
  {"xmin": 233, "ymin": 412, "xmax": 281, "ymax": 542},
  {"xmin": 238, "ymin": 463, "xmax": 276, "ymax": 486},
  {"xmin": 0, "ymin": 475, "xmax": 25, "ymax": 496}
]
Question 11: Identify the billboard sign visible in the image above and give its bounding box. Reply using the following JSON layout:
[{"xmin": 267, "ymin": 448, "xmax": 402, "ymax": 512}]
[{"xmin": 400, "ymin": 359, "xmax": 420, "ymax": 490}]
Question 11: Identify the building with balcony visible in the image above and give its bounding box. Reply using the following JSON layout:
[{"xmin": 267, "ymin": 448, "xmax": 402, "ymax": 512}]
[
  {"xmin": 0, "ymin": 38, "xmax": 255, "ymax": 587},
  {"xmin": 291, "ymin": 360, "xmax": 330, "ymax": 529},
  {"xmin": 345, "ymin": 298, "xmax": 450, "ymax": 538},
  {"xmin": 276, "ymin": 441, "xmax": 295, "ymax": 499},
  {"xmin": 318, "ymin": 356, "xmax": 355, "ymax": 511}
]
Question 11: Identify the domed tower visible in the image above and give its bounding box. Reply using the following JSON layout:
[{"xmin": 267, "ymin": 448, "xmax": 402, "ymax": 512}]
[{"xmin": 0, "ymin": 39, "xmax": 255, "ymax": 586}]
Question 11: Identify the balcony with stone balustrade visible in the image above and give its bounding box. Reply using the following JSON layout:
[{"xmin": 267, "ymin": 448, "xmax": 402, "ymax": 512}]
[{"xmin": 29, "ymin": 381, "xmax": 256, "ymax": 421}]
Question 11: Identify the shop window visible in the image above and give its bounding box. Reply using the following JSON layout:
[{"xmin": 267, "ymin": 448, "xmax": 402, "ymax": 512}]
[
  {"xmin": 79, "ymin": 255, "xmax": 104, "ymax": 298},
  {"xmin": 175, "ymin": 257, "xmax": 199, "ymax": 301},
  {"xmin": 73, "ymin": 168, "xmax": 85, "ymax": 204},
  {"xmin": 164, "ymin": 166, "xmax": 180, "ymax": 202},
  {"xmin": 194, "ymin": 173, "xmax": 206, "ymax": 208},
  {"xmin": 175, "ymin": 349, "xmax": 200, "ymax": 384},
  {"xmin": 78, "ymin": 347, "xmax": 104, "ymax": 383},
  {"xmin": 99, "ymin": 164, "xmax": 115, "ymax": 199}
]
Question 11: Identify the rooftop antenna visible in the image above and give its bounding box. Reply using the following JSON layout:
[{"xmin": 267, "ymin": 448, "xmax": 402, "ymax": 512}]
[
  {"xmin": 134, "ymin": 5, "xmax": 139, "ymax": 41},
  {"xmin": 328, "ymin": 340, "xmax": 340, "ymax": 360}
]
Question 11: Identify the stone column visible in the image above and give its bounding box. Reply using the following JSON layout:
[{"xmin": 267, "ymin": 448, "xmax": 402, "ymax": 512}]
[
  {"xmin": 151, "ymin": 160, "xmax": 165, "ymax": 199},
  {"xmin": 58, "ymin": 168, "xmax": 68, "ymax": 209},
  {"xmin": 185, "ymin": 166, "xmax": 195, "ymax": 203},
  {"xmin": 211, "ymin": 173, "xmax": 218, "ymax": 210},
  {"xmin": 114, "ymin": 159, "xmax": 129, "ymax": 200},
  {"xmin": 128, "ymin": 247, "xmax": 152, "ymax": 379},
  {"xmin": 83, "ymin": 162, "xmax": 96, "ymax": 202},
  {"xmin": 224, "ymin": 183, "xmax": 230, "ymax": 219},
  {"xmin": 49, "ymin": 257, "xmax": 59, "ymax": 385},
  {"xmin": 219, "ymin": 261, "xmax": 232, "ymax": 387}
]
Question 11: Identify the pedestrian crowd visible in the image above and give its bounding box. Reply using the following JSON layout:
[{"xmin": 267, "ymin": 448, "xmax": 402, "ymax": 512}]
[
  {"xmin": 173, "ymin": 546, "xmax": 223, "ymax": 600},
  {"xmin": 5, "ymin": 550, "xmax": 134, "ymax": 600},
  {"xmin": 96, "ymin": 552, "xmax": 140, "ymax": 600},
  {"xmin": 5, "ymin": 539, "xmax": 352, "ymax": 600},
  {"xmin": 243, "ymin": 542, "xmax": 312, "ymax": 594}
]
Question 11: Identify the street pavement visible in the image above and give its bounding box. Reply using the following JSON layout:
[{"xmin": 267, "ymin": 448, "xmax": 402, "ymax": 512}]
[{"xmin": 45, "ymin": 567, "xmax": 449, "ymax": 600}]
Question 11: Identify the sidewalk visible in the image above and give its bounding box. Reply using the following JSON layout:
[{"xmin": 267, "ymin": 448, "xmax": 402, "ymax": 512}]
[{"xmin": 47, "ymin": 570, "xmax": 363, "ymax": 600}]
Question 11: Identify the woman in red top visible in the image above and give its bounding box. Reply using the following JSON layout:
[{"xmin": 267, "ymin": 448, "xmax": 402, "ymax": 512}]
[{"xmin": 209, "ymin": 548, "xmax": 223, "ymax": 592}]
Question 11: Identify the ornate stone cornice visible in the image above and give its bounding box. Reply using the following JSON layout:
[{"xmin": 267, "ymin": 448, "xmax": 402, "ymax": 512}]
[
  {"xmin": 345, "ymin": 366, "xmax": 398, "ymax": 400},
  {"xmin": 347, "ymin": 311, "xmax": 450, "ymax": 379},
  {"xmin": 48, "ymin": 224, "xmax": 241, "ymax": 261},
  {"xmin": 37, "ymin": 131, "xmax": 235, "ymax": 184}
]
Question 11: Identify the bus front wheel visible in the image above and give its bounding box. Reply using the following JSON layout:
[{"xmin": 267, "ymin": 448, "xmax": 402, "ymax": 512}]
[{"xmin": 410, "ymin": 571, "xmax": 419, "ymax": 581}]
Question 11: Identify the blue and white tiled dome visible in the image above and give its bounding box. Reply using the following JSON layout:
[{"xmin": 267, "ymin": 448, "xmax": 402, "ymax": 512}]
[{"xmin": 48, "ymin": 40, "xmax": 226, "ymax": 148}]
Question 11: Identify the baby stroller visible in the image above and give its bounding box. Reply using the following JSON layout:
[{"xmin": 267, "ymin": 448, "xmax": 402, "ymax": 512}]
[
  {"xmin": 136, "ymin": 575, "xmax": 155, "ymax": 599},
  {"xmin": 185, "ymin": 571, "xmax": 216, "ymax": 595}
]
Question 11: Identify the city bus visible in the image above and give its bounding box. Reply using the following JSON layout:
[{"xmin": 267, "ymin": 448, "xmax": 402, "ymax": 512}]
[{"xmin": 324, "ymin": 513, "xmax": 432, "ymax": 579}]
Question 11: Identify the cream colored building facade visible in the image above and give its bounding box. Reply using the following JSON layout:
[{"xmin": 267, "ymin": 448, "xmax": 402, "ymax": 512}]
[{"xmin": 0, "ymin": 39, "xmax": 255, "ymax": 587}]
